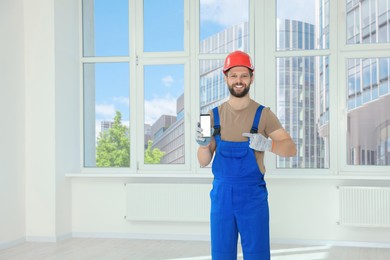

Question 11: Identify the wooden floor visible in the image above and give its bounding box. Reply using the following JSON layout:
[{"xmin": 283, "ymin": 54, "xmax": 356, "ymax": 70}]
[{"xmin": 1, "ymin": 238, "xmax": 390, "ymax": 260}]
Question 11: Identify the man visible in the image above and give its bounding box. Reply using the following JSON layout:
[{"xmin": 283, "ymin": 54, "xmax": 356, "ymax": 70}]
[{"xmin": 196, "ymin": 50, "xmax": 297, "ymax": 260}]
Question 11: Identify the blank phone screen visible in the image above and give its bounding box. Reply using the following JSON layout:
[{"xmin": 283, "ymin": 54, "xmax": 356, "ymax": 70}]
[{"xmin": 200, "ymin": 114, "xmax": 211, "ymax": 137}]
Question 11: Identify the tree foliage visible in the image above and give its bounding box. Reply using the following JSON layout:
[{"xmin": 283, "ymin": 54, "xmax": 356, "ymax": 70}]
[
  {"xmin": 144, "ymin": 140, "xmax": 165, "ymax": 164},
  {"xmin": 96, "ymin": 111, "xmax": 130, "ymax": 167},
  {"xmin": 96, "ymin": 110, "xmax": 166, "ymax": 167}
]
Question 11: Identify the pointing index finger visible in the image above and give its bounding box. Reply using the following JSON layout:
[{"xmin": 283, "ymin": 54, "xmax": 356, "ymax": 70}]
[{"xmin": 242, "ymin": 133, "xmax": 254, "ymax": 138}]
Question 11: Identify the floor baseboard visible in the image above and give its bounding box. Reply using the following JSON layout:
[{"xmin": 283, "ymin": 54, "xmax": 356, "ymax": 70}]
[{"xmin": 0, "ymin": 237, "xmax": 25, "ymax": 250}]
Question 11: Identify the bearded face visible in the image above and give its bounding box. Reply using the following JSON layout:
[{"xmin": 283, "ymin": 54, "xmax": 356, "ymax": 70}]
[
  {"xmin": 225, "ymin": 67, "xmax": 253, "ymax": 98},
  {"xmin": 227, "ymin": 81, "xmax": 251, "ymax": 98}
]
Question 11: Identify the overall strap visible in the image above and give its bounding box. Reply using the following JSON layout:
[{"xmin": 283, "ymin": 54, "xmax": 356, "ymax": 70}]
[
  {"xmin": 250, "ymin": 105, "xmax": 265, "ymax": 134},
  {"xmin": 212, "ymin": 107, "xmax": 221, "ymax": 136}
]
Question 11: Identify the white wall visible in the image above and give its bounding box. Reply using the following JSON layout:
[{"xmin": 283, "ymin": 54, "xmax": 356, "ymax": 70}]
[
  {"xmin": 268, "ymin": 178, "xmax": 390, "ymax": 245},
  {"xmin": 0, "ymin": 0, "xmax": 79, "ymax": 247},
  {"xmin": 0, "ymin": 0, "xmax": 26, "ymax": 249},
  {"xmin": 24, "ymin": 0, "xmax": 57, "ymax": 240},
  {"xmin": 71, "ymin": 177, "xmax": 390, "ymax": 246},
  {"xmin": 23, "ymin": 0, "xmax": 79, "ymax": 241},
  {"xmin": 71, "ymin": 178, "xmax": 210, "ymax": 240},
  {"xmin": 54, "ymin": 0, "xmax": 80, "ymax": 239}
]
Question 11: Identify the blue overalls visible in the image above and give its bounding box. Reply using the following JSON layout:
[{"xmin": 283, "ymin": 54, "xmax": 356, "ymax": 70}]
[{"xmin": 210, "ymin": 105, "xmax": 270, "ymax": 260}]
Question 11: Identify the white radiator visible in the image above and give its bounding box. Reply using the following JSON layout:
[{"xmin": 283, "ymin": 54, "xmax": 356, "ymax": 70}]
[
  {"xmin": 339, "ymin": 186, "xmax": 390, "ymax": 227},
  {"xmin": 125, "ymin": 183, "xmax": 211, "ymax": 222}
]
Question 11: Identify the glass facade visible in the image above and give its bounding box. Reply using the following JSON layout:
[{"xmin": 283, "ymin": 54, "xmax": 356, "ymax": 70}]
[
  {"xmin": 277, "ymin": 19, "xmax": 315, "ymax": 50},
  {"xmin": 277, "ymin": 0, "xmax": 329, "ymax": 50},
  {"xmin": 276, "ymin": 0, "xmax": 330, "ymax": 168},
  {"xmin": 277, "ymin": 56, "xmax": 328, "ymax": 168},
  {"xmin": 347, "ymin": 0, "xmax": 390, "ymax": 44},
  {"xmin": 345, "ymin": 0, "xmax": 390, "ymax": 166},
  {"xmin": 347, "ymin": 58, "xmax": 390, "ymax": 165}
]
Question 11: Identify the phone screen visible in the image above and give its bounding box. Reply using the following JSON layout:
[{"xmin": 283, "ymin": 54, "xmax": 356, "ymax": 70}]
[{"xmin": 200, "ymin": 114, "xmax": 211, "ymax": 137}]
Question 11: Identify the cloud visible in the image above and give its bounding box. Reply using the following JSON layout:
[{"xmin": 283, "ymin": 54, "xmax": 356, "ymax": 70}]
[
  {"xmin": 96, "ymin": 104, "xmax": 116, "ymax": 120},
  {"xmin": 162, "ymin": 75, "xmax": 174, "ymax": 87},
  {"xmin": 95, "ymin": 97, "xmax": 129, "ymax": 121},
  {"xmin": 112, "ymin": 96, "xmax": 129, "ymax": 106},
  {"xmin": 200, "ymin": 0, "xmax": 248, "ymax": 26},
  {"xmin": 95, "ymin": 95, "xmax": 177, "ymax": 126},
  {"xmin": 145, "ymin": 95, "xmax": 176, "ymax": 125},
  {"xmin": 201, "ymin": 0, "xmax": 316, "ymax": 27}
]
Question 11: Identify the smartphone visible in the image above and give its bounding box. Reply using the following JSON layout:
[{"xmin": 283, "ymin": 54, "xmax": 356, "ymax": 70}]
[{"xmin": 200, "ymin": 114, "xmax": 211, "ymax": 137}]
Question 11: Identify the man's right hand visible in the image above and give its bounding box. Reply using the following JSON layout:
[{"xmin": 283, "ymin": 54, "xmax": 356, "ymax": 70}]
[{"xmin": 195, "ymin": 122, "xmax": 212, "ymax": 147}]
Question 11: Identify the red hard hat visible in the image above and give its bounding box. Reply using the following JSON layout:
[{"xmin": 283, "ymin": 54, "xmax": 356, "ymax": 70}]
[{"xmin": 223, "ymin": 50, "xmax": 254, "ymax": 74}]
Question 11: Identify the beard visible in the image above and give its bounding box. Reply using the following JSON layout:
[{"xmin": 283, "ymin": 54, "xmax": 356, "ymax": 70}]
[{"xmin": 228, "ymin": 83, "xmax": 250, "ymax": 98}]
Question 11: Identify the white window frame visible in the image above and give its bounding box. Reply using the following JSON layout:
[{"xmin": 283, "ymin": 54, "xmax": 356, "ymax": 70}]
[{"xmin": 78, "ymin": 0, "xmax": 390, "ymax": 178}]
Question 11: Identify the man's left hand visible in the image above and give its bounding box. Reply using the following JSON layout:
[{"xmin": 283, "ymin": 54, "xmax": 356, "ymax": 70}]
[{"xmin": 242, "ymin": 133, "xmax": 273, "ymax": 152}]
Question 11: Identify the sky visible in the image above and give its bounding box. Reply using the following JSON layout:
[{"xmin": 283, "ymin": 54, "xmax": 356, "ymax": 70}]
[
  {"xmin": 277, "ymin": 0, "xmax": 316, "ymax": 25},
  {"xmin": 91, "ymin": 0, "xmax": 316, "ymax": 126}
]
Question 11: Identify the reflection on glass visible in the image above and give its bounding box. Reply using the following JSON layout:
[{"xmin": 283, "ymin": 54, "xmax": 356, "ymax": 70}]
[
  {"xmin": 277, "ymin": 0, "xmax": 329, "ymax": 50},
  {"xmin": 82, "ymin": 0, "xmax": 129, "ymax": 57},
  {"xmin": 200, "ymin": 0, "xmax": 249, "ymax": 53},
  {"xmin": 143, "ymin": 0, "xmax": 184, "ymax": 52},
  {"xmin": 144, "ymin": 65, "xmax": 185, "ymax": 164},
  {"xmin": 346, "ymin": 0, "xmax": 390, "ymax": 44},
  {"xmin": 83, "ymin": 63, "xmax": 130, "ymax": 167},
  {"xmin": 347, "ymin": 58, "xmax": 390, "ymax": 165},
  {"xmin": 277, "ymin": 56, "xmax": 330, "ymax": 168}
]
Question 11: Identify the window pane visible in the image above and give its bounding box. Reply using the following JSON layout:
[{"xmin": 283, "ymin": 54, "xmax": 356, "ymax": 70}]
[
  {"xmin": 144, "ymin": 65, "xmax": 185, "ymax": 164},
  {"xmin": 277, "ymin": 56, "xmax": 330, "ymax": 168},
  {"xmin": 200, "ymin": 60, "xmax": 227, "ymax": 114},
  {"xmin": 200, "ymin": 0, "xmax": 249, "ymax": 53},
  {"xmin": 82, "ymin": 0, "xmax": 129, "ymax": 57},
  {"xmin": 83, "ymin": 63, "xmax": 130, "ymax": 167},
  {"xmin": 277, "ymin": 0, "xmax": 329, "ymax": 50},
  {"xmin": 346, "ymin": 0, "xmax": 390, "ymax": 44},
  {"xmin": 143, "ymin": 0, "xmax": 184, "ymax": 52},
  {"xmin": 347, "ymin": 58, "xmax": 390, "ymax": 165}
]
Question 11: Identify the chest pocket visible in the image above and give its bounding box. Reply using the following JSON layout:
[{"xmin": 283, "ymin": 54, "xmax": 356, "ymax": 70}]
[{"xmin": 218, "ymin": 143, "xmax": 248, "ymax": 158}]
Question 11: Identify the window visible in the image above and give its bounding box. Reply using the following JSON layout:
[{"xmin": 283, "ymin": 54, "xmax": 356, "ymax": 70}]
[
  {"xmin": 277, "ymin": 0, "xmax": 328, "ymax": 51},
  {"xmin": 82, "ymin": 0, "xmax": 130, "ymax": 168},
  {"xmin": 199, "ymin": 0, "xmax": 249, "ymax": 54},
  {"xmin": 276, "ymin": 0, "xmax": 330, "ymax": 169},
  {"xmin": 143, "ymin": 0, "xmax": 184, "ymax": 52},
  {"xmin": 347, "ymin": 58, "xmax": 390, "ymax": 165},
  {"xmin": 344, "ymin": 0, "xmax": 390, "ymax": 167},
  {"xmin": 347, "ymin": 0, "xmax": 390, "ymax": 44},
  {"xmin": 81, "ymin": 0, "xmax": 390, "ymax": 175},
  {"xmin": 144, "ymin": 64, "xmax": 185, "ymax": 164},
  {"xmin": 82, "ymin": 0, "xmax": 129, "ymax": 57}
]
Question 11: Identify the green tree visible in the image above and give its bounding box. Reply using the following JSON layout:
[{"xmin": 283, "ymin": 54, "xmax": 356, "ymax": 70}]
[
  {"xmin": 96, "ymin": 111, "xmax": 130, "ymax": 167},
  {"xmin": 144, "ymin": 140, "xmax": 165, "ymax": 164}
]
